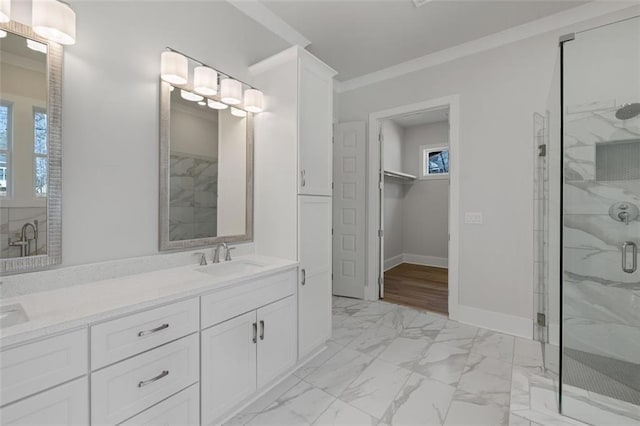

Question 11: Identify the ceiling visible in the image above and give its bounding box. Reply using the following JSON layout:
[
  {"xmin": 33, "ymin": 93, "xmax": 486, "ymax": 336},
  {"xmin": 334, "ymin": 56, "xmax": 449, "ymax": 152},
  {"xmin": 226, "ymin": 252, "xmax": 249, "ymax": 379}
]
[
  {"xmin": 390, "ymin": 107, "xmax": 449, "ymax": 128},
  {"xmin": 262, "ymin": 0, "xmax": 588, "ymax": 81}
]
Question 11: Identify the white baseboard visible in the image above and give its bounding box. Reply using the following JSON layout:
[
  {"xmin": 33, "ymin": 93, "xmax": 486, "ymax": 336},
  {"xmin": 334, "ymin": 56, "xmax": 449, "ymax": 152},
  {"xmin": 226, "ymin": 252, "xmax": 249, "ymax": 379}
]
[
  {"xmin": 384, "ymin": 254, "xmax": 404, "ymax": 271},
  {"xmin": 403, "ymin": 253, "xmax": 448, "ymax": 268},
  {"xmin": 456, "ymin": 304, "xmax": 533, "ymax": 339}
]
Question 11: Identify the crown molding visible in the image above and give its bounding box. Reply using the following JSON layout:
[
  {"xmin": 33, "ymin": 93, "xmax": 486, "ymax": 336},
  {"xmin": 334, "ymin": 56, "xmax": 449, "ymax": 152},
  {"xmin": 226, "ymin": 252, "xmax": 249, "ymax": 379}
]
[
  {"xmin": 227, "ymin": 0, "xmax": 311, "ymax": 48},
  {"xmin": 336, "ymin": 1, "xmax": 640, "ymax": 93}
]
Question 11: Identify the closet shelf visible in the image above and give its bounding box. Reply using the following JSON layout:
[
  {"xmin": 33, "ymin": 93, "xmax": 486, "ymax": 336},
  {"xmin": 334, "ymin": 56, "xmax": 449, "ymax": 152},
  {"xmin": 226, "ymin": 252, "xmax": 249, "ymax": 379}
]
[{"xmin": 383, "ymin": 170, "xmax": 417, "ymax": 181}]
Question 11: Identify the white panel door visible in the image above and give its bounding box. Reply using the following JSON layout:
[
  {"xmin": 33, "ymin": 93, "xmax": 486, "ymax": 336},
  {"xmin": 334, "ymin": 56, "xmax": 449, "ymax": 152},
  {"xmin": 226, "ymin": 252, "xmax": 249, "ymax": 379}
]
[
  {"xmin": 298, "ymin": 195, "xmax": 332, "ymax": 358},
  {"xmin": 201, "ymin": 311, "xmax": 257, "ymax": 426},
  {"xmin": 332, "ymin": 122, "xmax": 366, "ymax": 299},
  {"xmin": 256, "ymin": 296, "xmax": 297, "ymax": 388},
  {"xmin": 1, "ymin": 377, "xmax": 88, "ymax": 426},
  {"xmin": 298, "ymin": 57, "xmax": 333, "ymax": 196}
]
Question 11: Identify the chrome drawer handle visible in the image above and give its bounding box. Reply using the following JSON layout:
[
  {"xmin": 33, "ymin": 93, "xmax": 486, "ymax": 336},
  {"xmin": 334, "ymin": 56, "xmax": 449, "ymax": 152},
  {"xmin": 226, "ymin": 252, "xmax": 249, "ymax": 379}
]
[
  {"xmin": 301, "ymin": 268, "xmax": 306, "ymax": 286},
  {"xmin": 260, "ymin": 320, "xmax": 265, "ymax": 340},
  {"xmin": 138, "ymin": 370, "xmax": 169, "ymax": 388},
  {"xmin": 252, "ymin": 322, "xmax": 258, "ymax": 344},
  {"xmin": 301, "ymin": 169, "xmax": 306, "ymax": 187},
  {"xmin": 138, "ymin": 323, "xmax": 169, "ymax": 337}
]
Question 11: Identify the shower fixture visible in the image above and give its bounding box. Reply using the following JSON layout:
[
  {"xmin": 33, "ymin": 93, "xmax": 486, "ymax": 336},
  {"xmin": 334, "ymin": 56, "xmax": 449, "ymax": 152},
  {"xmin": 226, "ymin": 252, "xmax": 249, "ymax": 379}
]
[
  {"xmin": 609, "ymin": 202, "xmax": 639, "ymax": 225},
  {"xmin": 615, "ymin": 102, "xmax": 640, "ymax": 120}
]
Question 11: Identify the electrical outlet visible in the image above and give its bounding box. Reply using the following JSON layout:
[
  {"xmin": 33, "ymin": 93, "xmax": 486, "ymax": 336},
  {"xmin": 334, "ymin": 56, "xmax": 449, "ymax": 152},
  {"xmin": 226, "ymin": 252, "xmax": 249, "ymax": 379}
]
[{"xmin": 465, "ymin": 212, "xmax": 483, "ymax": 224}]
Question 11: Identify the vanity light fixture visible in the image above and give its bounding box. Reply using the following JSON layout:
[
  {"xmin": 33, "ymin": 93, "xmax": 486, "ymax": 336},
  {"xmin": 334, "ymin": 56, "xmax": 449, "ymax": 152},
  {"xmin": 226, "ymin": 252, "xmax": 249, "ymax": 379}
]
[
  {"xmin": 32, "ymin": 0, "xmax": 76, "ymax": 45},
  {"xmin": 243, "ymin": 89, "xmax": 264, "ymax": 113},
  {"xmin": 197, "ymin": 101, "xmax": 206, "ymax": 106},
  {"xmin": 230, "ymin": 107, "xmax": 247, "ymax": 118},
  {"xmin": 220, "ymin": 78, "xmax": 242, "ymax": 105},
  {"xmin": 161, "ymin": 51, "xmax": 188, "ymax": 85},
  {"xmin": 194, "ymin": 66, "xmax": 218, "ymax": 96},
  {"xmin": 26, "ymin": 39, "xmax": 48, "ymax": 54},
  {"xmin": 0, "ymin": 0, "xmax": 10, "ymax": 23},
  {"xmin": 180, "ymin": 90, "xmax": 203, "ymax": 102},
  {"xmin": 207, "ymin": 99, "xmax": 228, "ymax": 110}
]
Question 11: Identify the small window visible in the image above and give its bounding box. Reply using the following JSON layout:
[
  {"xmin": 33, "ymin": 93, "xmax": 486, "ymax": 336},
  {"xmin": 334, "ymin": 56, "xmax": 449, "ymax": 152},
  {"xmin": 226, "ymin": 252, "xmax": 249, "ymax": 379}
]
[
  {"xmin": 0, "ymin": 101, "xmax": 12, "ymax": 197},
  {"xmin": 420, "ymin": 145, "xmax": 449, "ymax": 179},
  {"xmin": 33, "ymin": 108, "xmax": 47, "ymax": 197}
]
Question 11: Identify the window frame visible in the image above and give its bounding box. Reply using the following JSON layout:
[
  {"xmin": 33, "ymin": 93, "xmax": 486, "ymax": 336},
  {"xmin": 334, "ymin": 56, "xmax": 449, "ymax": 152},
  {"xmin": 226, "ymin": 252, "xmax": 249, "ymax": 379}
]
[
  {"xmin": 33, "ymin": 106, "xmax": 48, "ymax": 197},
  {"xmin": 0, "ymin": 100, "xmax": 14, "ymax": 198},
  {"xmin": 419, "ymin": 145, "xmax": 450, "ymax": 180}
]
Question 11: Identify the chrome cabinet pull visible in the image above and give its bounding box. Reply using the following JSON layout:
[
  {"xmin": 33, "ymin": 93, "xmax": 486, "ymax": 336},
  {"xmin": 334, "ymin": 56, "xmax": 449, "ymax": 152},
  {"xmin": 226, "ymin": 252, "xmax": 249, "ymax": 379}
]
[
  {"xmin": 622, "ymin": 241, "xmax": 638, "ymax": 273},
  {"xmin": 138, "ymin": 323, "xmax": 169, "ymax": 337},
  {"xmin": 138, "ymin": 370, "xmax": 169, "ymax": 388},
  {"xmin": 301, "ymin": 170, "xmax": 306, "ymax": 187},
  {"xmin": 252, "ymin": 322, "xmax": 258, "ymax": 343},
  {"xmin": 301, "ymin": 269, "xmax": 306, "ymax": 286},
  {"xmin": 259, "ymin": 320, "xmax": 265, "ymax": 340}
]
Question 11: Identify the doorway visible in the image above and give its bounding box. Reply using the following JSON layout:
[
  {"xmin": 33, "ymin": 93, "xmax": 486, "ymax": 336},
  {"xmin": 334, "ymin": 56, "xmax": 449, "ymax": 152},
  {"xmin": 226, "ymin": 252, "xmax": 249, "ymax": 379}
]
[
  {"xmin": 380, "ymin": 109, "xmax": 450, "ymax": 315},
  {"xmin": 367, "ymin": 96, "xmax": 461, "ymax": 318}
]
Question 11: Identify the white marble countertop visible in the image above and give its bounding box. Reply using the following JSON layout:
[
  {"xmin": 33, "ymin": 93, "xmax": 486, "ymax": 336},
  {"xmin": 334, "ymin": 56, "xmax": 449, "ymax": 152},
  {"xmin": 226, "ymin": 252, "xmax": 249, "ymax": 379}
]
[{"xmin": 0, "ymin": 255, "xmax": 298, "ymax": 348}]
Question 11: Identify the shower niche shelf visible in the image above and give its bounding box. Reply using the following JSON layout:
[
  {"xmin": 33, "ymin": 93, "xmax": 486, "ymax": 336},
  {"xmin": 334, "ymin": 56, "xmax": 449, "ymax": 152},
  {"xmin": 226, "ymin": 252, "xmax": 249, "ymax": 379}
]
[{"xmin": 383, "ymin": 170, "xmax": 416, "ymax": 181}]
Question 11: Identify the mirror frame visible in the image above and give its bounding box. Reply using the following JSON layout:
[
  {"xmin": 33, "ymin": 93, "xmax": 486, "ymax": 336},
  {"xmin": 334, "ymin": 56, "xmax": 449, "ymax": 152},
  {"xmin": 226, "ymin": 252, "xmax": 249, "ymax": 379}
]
[
  {"xmin": 159, "ymin": 81, "xmax": 254, "ymax": 251},
  {"xmin": 0, "ymin": 21, "xmax": 63, "ymax": 275}
]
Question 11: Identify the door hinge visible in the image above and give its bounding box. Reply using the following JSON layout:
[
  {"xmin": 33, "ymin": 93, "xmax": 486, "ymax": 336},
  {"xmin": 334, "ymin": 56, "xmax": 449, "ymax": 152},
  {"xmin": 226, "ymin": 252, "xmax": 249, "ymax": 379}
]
[
  {"xmin": 378, "ymin": 130, "xmax": 384, "ymax": 143},
  {"xmin": 538, "ymin": 144, "xmax": 547, "ymax": 157},
  {"xmin": 332, "ymin": 272, "xmax": 334, "ymax": 280},
  {"xmin": 378, "ymin": 276, "xmax": 383, "ymax": 286},
  {"xmin": 332, "ymin": 182, "xmax": 334, "ymax": 189},
  {"xmin": 331, "ymin": 228, "xmax": 334, "ymax": 236},
  {"xmin": 378, "ymin": 229, "xmax": 384, "ymax": 238},
  {"xmin": 536, "ymin": 313, "xmax": 546, "ymax": 327}
]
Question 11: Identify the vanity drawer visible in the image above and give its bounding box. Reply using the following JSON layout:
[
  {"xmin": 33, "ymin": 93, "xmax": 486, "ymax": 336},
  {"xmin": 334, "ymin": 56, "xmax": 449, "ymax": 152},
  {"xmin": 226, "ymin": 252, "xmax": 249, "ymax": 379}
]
[
  {"xmin": 120, "ymin": 383, "xmax": 199, "ymax": 426},
  {"xmin": 0, "ymin": 328, "xmax": 87, "ymax": 406},
  {"xmin": 91, "ymin": 298, "xmax": 199, "ymax": 369},
  {"xmin": 91, "ymin": 333, "xmax": 199, "ymax": 426},
  {"xmin": 0, "ymin": 377, "xmax": 88, "ymax": 425},
  {"xmin": 201, "ymin": 269, "xmax": 296, "ymax": 329}
]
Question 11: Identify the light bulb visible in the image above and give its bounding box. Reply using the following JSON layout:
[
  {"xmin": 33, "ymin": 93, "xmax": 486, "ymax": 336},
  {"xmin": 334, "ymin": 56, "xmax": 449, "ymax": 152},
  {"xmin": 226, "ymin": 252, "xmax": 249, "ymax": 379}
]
[
  {"xmin": 220, "ymin": 78, "xmax": 242, "ymax": 105},
  {"xmin": 243, "ymin": 89, "xmax": 264, "ymax": 113},
  {"xmin": 32, "ymin": 0, "xmax": 76, "ymax": 45},
  {"xmin": 194, "ymin": 66, "xmax": 218, "ymax": 96},
  {"xmin": 161, "ymin": 51, "xmax": 188, "ymax": 85},
  {"xmin": 207, "ymin": 99, "xmax": 228, "ymax": 110},
  {"xmin": 26, "ymin": 39, "xmax": 48, "ymax": 54},
  {"xmin": 230, "ymin": 107, "xmax": 247, "ymax": 118},
  {"xmin": 0, "ymin": 30, "xmax": 6, "ymax": 38},
  {"xmin": 198, "ymin": 101, "xmax": 206, "ymax": 106},
  {"xmin": 180, "ymin": 90, "xmax": 203, "ymax": 102}
]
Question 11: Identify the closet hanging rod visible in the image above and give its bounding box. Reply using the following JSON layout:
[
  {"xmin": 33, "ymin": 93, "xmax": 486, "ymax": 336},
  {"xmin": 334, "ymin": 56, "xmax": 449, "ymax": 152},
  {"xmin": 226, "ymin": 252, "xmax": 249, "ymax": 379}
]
[{"xmin": 383, "ymin": 170, "xmax": 417, "ymax": 180}]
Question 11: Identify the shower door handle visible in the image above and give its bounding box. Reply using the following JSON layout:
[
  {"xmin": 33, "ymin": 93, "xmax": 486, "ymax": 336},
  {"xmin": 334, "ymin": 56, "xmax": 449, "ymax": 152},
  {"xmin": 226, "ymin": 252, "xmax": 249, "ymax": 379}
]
[{"xmin": 622, "ymin": 241, "xmax": 637, "ymax": 273}]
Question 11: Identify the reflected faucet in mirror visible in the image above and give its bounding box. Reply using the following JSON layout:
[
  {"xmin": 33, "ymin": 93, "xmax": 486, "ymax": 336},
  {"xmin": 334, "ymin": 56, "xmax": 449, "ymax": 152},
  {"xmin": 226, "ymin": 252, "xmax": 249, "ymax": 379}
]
[{"xmin": 8, "ymin": 220, "xmax": 39, "ymax": 257}]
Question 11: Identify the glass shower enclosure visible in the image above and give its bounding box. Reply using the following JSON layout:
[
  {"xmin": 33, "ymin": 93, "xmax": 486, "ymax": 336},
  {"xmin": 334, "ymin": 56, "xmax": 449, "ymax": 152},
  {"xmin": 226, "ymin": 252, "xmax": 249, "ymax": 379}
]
[{"xmin": 560, "ymin": 15, "xmax": 640, "ymax": 424}]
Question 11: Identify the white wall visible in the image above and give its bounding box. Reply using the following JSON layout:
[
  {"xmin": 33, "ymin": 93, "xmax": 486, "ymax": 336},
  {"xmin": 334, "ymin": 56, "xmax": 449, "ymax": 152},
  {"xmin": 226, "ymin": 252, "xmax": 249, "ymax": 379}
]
[
  {"xmin": 381, "ymin": 119, "xmax": 404, "ymax": 263},
  {"xmin": 338, "ymin": 7, "xmax": 640, "ymax": 322},
  {"xmin": 402, "ymin": 121, "xmax": 449, "ymax": 261},
  {"xmin": 40, "ymin": 1, "xmax": 289, "ymax": 266}
]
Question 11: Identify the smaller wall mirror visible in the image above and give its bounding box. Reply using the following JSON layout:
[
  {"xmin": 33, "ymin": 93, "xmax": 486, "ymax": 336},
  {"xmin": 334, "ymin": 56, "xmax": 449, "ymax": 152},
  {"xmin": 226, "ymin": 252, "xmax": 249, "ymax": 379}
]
[
  {"xmin": 0, "ymin": 21, "xmax": 62, "ymax": 274},
  {"xmin": 159, "ymin": 60, "xmax": 253, "ymax": 251}
]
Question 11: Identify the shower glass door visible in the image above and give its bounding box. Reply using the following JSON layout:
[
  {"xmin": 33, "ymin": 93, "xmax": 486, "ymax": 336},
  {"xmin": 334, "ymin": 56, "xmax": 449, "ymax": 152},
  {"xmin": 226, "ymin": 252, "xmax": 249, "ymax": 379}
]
[{"xmin": 561, "ymin": 16, "xmax": 640, "ymax": 423}]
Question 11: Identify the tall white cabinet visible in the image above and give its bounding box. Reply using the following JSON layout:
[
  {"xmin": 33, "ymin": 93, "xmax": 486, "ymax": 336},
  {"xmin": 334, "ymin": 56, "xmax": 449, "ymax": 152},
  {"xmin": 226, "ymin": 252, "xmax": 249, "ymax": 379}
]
[{"xmin": 252, "ymin": 46, "xmax": 336, "ymax": 359}]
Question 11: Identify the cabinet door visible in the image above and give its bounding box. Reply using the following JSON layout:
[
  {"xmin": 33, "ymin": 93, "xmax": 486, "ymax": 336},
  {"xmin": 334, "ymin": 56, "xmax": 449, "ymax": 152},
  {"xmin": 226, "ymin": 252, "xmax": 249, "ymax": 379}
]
[
  {"xmin": 298, "ymin": 196, "xmax": 332, "ymax": 358},
  {"xmin": 298, "ymin": 56, "xmax": 333, "ymax": 196},
  {"xmin": 257, "ymin": 296, "xmax": 297, "ymax": 388},
  {"xmin": 0, "ymin": 377, "xmax": 88, "ymax": 426},
  {"xmin": 201, "ymin": 311, "xmax": 257, "ymax": 426}
]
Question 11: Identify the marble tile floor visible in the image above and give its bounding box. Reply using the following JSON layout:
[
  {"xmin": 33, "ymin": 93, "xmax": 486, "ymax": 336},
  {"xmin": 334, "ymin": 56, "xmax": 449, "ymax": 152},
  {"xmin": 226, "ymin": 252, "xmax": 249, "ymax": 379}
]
[{"xmin": 225, "ymin": 297, "xmax": 623, "ymax": 426}]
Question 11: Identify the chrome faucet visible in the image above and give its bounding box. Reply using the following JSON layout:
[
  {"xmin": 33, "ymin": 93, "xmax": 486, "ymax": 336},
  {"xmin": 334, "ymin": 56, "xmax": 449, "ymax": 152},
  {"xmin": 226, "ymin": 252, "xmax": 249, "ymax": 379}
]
[
  {"xmin": 213, "ymin": 243, "xmax": 225, "ymax": 263},
  {"xmin": 8, "ymin": 220, "xmax": 38, "ymax": 257},
  {"xmin": 225, "ymin": 244, "xmax": 236, "ymax": 261}
]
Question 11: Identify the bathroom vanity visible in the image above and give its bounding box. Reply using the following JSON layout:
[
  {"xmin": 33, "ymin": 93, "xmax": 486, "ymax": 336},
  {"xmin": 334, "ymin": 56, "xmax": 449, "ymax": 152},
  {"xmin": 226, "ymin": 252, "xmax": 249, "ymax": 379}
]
[{"xmin": 0, "ymin": 255, "xmax": 306, "ymax": 425}]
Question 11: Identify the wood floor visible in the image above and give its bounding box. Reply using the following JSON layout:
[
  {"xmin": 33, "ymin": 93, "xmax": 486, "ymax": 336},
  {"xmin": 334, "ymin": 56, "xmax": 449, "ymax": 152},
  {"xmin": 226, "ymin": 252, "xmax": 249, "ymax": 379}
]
[{"xmin": 383, "ymin": 263, "xmax": 449, "ymax": 315}]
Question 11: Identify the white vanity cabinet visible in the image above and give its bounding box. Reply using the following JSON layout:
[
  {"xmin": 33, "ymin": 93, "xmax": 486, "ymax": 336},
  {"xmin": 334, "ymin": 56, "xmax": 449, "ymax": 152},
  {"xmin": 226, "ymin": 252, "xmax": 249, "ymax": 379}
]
[{"xmin": 201, "ymin": 271, "xmax": 297, "ymax": 426}]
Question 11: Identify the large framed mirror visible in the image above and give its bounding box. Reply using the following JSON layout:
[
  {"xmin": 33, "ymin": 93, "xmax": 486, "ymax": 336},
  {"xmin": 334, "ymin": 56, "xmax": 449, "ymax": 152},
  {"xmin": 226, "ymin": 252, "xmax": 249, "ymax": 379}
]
[
  {"xmin": 159, "ymin": 76, "xmax": 254, "ymax": 251},
  {"xmin": 0, "ymin": 21, "xmax": 62, "ymax": 274}
]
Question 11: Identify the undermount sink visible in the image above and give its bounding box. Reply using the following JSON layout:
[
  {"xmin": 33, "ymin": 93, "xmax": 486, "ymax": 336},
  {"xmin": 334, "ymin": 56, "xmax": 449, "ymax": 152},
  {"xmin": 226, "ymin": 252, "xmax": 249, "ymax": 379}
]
[
  {"xmin": 196, "ymin": 259, "xmax": 267, "ymax": 277},
  {"xmin": 0, "ymin": 304, "xmax": 29, "ymax": 328}
]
